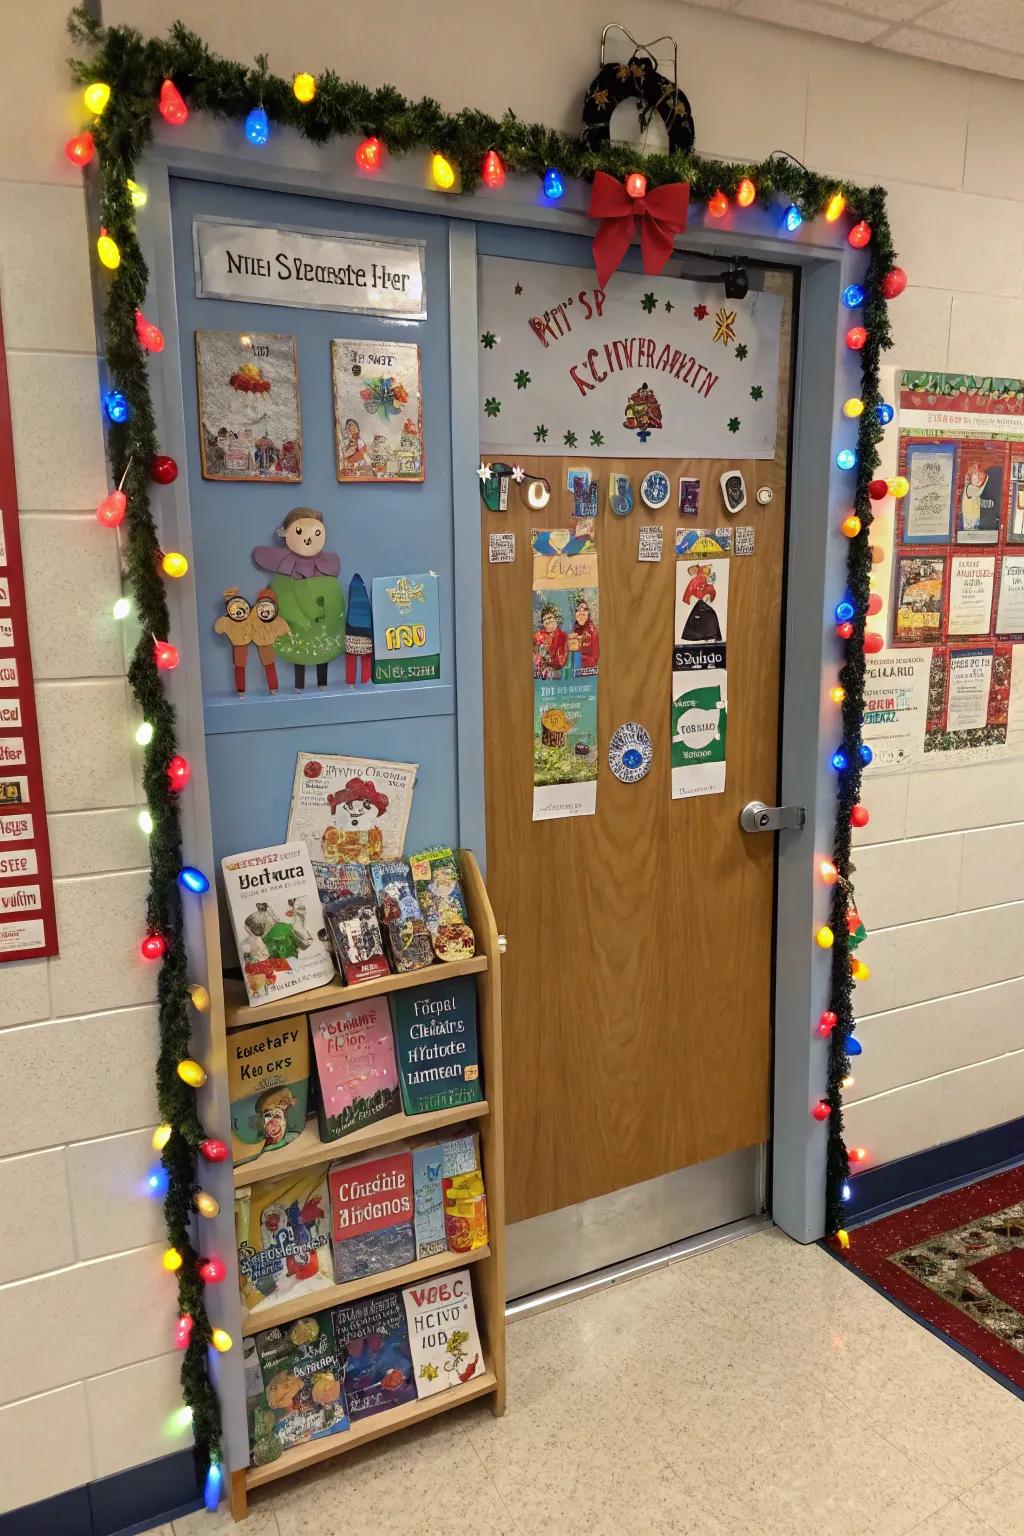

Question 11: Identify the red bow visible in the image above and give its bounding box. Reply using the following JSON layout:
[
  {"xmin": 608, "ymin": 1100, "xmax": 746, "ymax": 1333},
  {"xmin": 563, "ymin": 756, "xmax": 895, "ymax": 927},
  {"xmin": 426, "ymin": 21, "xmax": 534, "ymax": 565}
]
[{"xmin": 588, "ymin": 170, "xmax": 690, "ymax": 289}]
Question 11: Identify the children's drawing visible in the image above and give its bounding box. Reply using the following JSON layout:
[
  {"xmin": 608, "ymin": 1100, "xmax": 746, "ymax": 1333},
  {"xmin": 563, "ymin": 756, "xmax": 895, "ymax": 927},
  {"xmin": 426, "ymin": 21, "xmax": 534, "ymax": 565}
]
[
  {"xmin": 196, "ymin": 331, "xmax": 302, "ymax": 482},
  {"xmin": 679, "ymin": 563, "xmax": 723, "ymax": 642},
  {"xmin": 332, "ymin": 340, "xmax": 423, "ymax": 482}
]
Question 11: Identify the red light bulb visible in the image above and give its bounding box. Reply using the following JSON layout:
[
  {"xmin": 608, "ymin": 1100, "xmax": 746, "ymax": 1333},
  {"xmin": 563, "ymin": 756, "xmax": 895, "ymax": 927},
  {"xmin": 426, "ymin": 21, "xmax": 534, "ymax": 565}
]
[
  {"xmin": 812, "ymin": 1101, "xmax": 831, "ymax": 1122},
  {"xmin": 96, "ymin": 489, "xmax": 126, "ymax": 528},
  {"xmin": 846, "ymin": 327, "xmax": 867, "ymax": 351},
  {"xmin": 625, "ymin": 172, "xmax": 647, "ymax": 200},
  {"xmin": 199, "ymin": 1257, "xmax": 226, "ymax": 1284},
  {"xmin": 158, "ymin": 78, "xmax": 188, "ymax": 126},
  {"xmin": 846, "ymin": 910, "xmax": 862, "ymax": 935},
  {"xmin": 150, "ymin": 454, "xmax": 178, "ymax": 484},
  {"xmin": 849, "ymin": 1146, "xmax": 868, "ymax": 1163},
  {"xmin": 736, "ymin": 176, "xmax": 755, "ymax": 207},
  {"xmin": 707, "ymin": 189, "xmax": 728, "ymax": 218},
  {"xmin": 881, "ymin": 266, "xmax": 907, "ymax": 299},
  {"xmin": 868, "ymin": 479, "xmax": 888, "ymax": 501},
  {"xmin": 135, "ymin": 310, "xmax": 165, "ymax": 352},
  {"xmin": 175, "ymin": 1313, "xmax": 194, "ymax": 1349},
  {"xmin": 863, "ymin": 630, "xmax": 884, "ymax": 655},
  {"xmin": 482, "ymin": 149, "xmax": 506, "ymax": 188},
  {"xmin": 848, "ymin": 220, "xmax": 871, "ymax": 249},
  {"xmin": 818, "ymin": 1011, "xmax": 838, "ymax": 1037},
  {"xmin": 154, "ymin": 640, "xmax": 179, "ymax": 670},
  {"xmin": 820, "ymin": 859, "xmax": 838, "ymax": 885},
  {"xmin": 141, "ymin": 933, "xmax": 166, "ymax": 961},
  {"xmin": 167, "ymin": 754, "xmax": 191, "ymax": 790},
  {"xmin": 836, "ymin": 620, "xmax": 854, "ymax": 641},
  {"xmin": 355, "ymin": 136, "xmax": 383, "ymax": 173},
  {"xmin": 200, "ymin": 1137, "xmax": 229, "ymax": 1163},
  {"xmin": 65, "ymin": 131, "xmax": 95, "ymax": 167},
  {"xmin": 867, "ymin": 593, "xmax": 882, "ymax": 616},
  {"xmin": 850, "ymin": 804, "xmax": 870, "ymax": 828}
]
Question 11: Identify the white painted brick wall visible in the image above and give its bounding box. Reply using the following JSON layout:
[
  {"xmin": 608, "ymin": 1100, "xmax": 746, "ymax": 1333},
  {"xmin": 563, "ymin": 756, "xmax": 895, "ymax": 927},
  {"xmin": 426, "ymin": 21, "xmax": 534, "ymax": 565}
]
[{"xmin": 1, "ymin": 0, "xmax": 1022, "ymax": 1509}]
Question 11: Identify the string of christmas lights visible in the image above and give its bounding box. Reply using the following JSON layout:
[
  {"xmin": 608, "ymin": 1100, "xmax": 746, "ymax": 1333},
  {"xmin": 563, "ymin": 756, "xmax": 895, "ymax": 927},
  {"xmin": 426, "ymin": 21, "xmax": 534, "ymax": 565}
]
[{"xmin": 65, "ymin": 11, "xmax": 905, "ymax": 1494}]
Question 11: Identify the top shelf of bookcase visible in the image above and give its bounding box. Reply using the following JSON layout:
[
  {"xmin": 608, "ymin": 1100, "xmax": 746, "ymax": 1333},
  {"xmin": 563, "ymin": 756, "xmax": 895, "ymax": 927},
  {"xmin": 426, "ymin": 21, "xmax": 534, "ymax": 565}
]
[{"xmin": 222, "ymin": 953, "xmax": 488, "ymax": 1031}]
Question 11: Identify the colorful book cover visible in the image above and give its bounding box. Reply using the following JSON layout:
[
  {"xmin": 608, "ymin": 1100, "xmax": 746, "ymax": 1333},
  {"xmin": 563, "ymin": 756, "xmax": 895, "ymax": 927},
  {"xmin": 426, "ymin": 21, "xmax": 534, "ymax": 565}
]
[
  {"xmin": 370, "ymin": 858, "xmax": 433, "ymax": 973},
  {"xmin": 443, "ymin": 1168, "xmax": 488, "ymax": 1254},
  {"xmin": 408, "ymin": 845, "xmax": 476, "ymax": 961},
  {"xmin": 323, "ymin": 893, "xmax": 391, "ymax": 986},
  {"xmin": 328, "ymin": 1143, "xmax": 415, "ymax": 1283},
  {"xmin": 371, "ymin": 572, "xmax": 441, "ymax": 684},
  {"xmin": 308, "ymin": 997, "xmax": 400, "ymax": 1142},
  {"xmin": 311, "ymin": 859, "xmax": 372, "ymax": 907},
  {"xmin": 401, "ymin": 1268, "xmax": 484, "ymax": 1398},
  {"xmin": 287, "ymin": 753, "xmax": 417, "ymax": 866},
  {"xmin": 249, "ymin": 1312, "xmax": 348, "ymax": 1463},
  {"xmin": 235, "ymin": 1169, "xmax": 333, "ymax": 1318},
  {"xmin": 332, "ymin": 1288, "xmax": 417, "ymax": 1420},
  {"xmin": 228, "ymin": 1015, "xmax": 309, "ymax": 1166},
  {"xmin": 390, "ymin": 977, "xmax": 484, "ymax": 1115},
  {"xmin": 411, "ymin": 1141, "xmax": 447, "ymax": 1260},
  {"xmin": 221, "ymin": 842, "xmax": 334, "ymax": 1007}
]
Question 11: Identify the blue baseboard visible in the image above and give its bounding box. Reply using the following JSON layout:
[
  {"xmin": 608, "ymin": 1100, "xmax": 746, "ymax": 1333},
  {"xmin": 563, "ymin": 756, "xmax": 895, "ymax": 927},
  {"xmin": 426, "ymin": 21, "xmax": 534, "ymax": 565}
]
[
  {"xmin": 0, "ymin": 1449, "xmax": 201, "ymax": 1536},
  {"xmin": 846, "ymin": 1112, "xmax": 1024, "ymax": 1226}
]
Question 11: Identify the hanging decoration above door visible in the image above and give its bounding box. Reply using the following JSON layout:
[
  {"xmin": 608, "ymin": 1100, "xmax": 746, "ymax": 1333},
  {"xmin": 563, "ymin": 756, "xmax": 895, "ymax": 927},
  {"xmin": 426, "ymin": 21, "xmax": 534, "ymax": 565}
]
[{"xmin": 65, "ymin": 11, "xmax": 908, "ymax": 1478}]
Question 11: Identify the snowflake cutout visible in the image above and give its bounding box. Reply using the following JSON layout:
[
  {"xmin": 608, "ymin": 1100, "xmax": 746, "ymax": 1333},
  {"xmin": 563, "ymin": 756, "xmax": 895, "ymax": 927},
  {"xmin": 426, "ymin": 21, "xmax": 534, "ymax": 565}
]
[
  {"xmin": 664, "ymin": 300, "xmax": 674, "ymax": 314},
  {"xmin": 514, "ymin": 282, "xmax": 523, "ymax": 295},
  {"xmin": 477, "ymin": 461, "xmax": 493, "ymax": 483},
  {"xmin": 750, "ymin": 384, "xmax": 764, "ymax": 401},
  {"xmin": 511, "ymin": 464, "xmax": 525, "ymax": 482},
  {"xmin": 727, "ymin": 416, "xmax": 741, "ymax": 434},
  {"xmin": 735, "ymin": 343, "xmax": 748, "ymax": 361},
  {"xmin": 563, "ymin": 430, "xmax": 578, "ymax": 448},
  {"xmin": 514, "ymin": 370, "xmax": 531, "ymax": 389},
  {"xmin": 641, "ymin": 292, "xmax": 658, "ymax": 313},
  {"xmin": 713, "ymin": 308, "xmax": 737, "ymax": 347},
  {"xmin": 590, "ymin": 430, "xmax": 605, "ymax": 447},
  {"xmin": 534, "ymin": 424, "xmax": 548, "ymax": 442},
  {"xmin": 484, "ymin": 397, "xmax": 502, "ymax": 417},
  {"xmin": 480, "ymin": 331, "xmax": 497, "ymax": 350},
  {"xmin": 693, "ymin": 304, "xmax": 709, "ymax": 320}
]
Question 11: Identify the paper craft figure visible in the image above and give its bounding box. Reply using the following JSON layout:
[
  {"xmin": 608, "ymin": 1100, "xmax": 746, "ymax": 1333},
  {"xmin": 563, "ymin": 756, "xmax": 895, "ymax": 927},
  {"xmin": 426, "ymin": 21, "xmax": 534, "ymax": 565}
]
[
  {"xmin": 345, "ymin": 573, "xmax": 374, "ymax": 686},
  {"xmin": 680, "ymin": 563, "xmax": 722, "ymax": 641},
  {"xmin": 252, "ymin": 508, "xmax": 346, "ymax": 689},
  {"xmin": 214, "ymin": 587, "xmax": 291, "ymax": 693}
]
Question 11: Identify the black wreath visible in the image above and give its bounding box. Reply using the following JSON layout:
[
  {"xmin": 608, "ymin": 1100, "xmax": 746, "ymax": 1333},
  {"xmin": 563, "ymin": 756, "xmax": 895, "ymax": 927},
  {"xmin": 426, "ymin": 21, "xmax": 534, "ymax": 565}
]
[{"xmin": 581, "ymin": 55, "xmax": 695, "ymax": 156}]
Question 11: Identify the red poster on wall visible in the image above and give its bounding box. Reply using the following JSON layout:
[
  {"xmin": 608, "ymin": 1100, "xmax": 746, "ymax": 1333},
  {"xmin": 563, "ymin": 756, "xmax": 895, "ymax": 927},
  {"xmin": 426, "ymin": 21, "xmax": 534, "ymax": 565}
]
[{"xmin": 0, "ymin": 298, "xmax": 58, "ymax": 959}]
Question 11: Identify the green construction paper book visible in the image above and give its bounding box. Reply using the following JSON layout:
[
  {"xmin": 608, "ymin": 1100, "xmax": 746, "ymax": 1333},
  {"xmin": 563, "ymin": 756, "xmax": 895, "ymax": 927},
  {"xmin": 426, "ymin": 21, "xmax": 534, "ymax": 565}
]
[{"xmin": 389, "ymin": 976, "xmax": 484, "ymax": 1115}]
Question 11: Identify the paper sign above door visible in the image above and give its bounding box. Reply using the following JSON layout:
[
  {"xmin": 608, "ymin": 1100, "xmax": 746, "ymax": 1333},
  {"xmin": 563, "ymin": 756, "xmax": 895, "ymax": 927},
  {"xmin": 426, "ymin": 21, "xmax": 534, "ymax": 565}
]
[
  {"xmin": 193, "ymin": 217, "xmax": 427, "ymax": 318},
  {"xmin": 478, "ymin": 255, "xmax": 781, "ymax": 459}
]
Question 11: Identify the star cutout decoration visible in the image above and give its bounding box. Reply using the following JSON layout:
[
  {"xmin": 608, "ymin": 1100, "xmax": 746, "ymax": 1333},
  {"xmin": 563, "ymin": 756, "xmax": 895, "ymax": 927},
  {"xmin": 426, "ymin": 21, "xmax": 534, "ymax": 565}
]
[
  {"xmin": 514, "ymin": 282, "xmax": 523, "ymax": 295},
  {"xmin": 534, "ymin": 424, "xmax": 548, "ymax": 442},
  {"xmin": 750, "ymin": 384, "xmax": 764, "ymax": 401},
  {"xmin": 693, "ymin": 303, "xmax": 709, "ymax": 320},
  {"xmin": 514, "ymin": 370, "xmax": 531, "ymax": 389},
  {"xmin": 735, "ymin": 342, "xmax": 749, "ymax": 360},
  {"xmin": 484, "ymin": 397, "xmax": 502, "ymax": 417},
  {"xmin": 563, "ymin": 430, "xmax": 578, "ymax": 448},
  {"xmin": 664, "ymin": 300, "xmax": 674, "ymax": 313},
  {"xmin": 480, "ymin": 331, "xmax": 497, "ymax": 350},
  {"xmin": 641, "ymin": 292, "xmax": 658, "ymax": 313},
  {"xmin": 477, "ymin": 461, "xmax": 493, "ymax": 483},
  {"xmin": 590, "ymin": 430, "xmax": 605, "ymax": 447},
  {"xmin": 727, "ymin": 416, "xmax": 741, "ymax": 434},
  {"xmin": 511, "ymin": 464, "xmax": 525, "ymax": 482},
  {"xmin": 713, "ymin": 307, "xmax": 737, "ymax": 347}
]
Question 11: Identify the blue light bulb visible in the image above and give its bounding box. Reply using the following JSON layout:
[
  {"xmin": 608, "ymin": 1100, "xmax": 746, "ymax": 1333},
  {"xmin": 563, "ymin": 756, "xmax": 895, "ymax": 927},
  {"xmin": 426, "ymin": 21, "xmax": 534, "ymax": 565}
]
[
  {"xmin": 178, "ymin": 866, "xmax": 211, "ymax": 895},
  {"xmin": 245, "ymin": 106, "xmax": 269, "ymax": 146},
  {"xmin": 841, "ymin": 1183, "xmax": 852, "ymax": 1202},
  {"xmin": 876, "ymin": 402, "xmax": 894, "ymax": 426},
  {"xmin": 859, "ymin": 743, "xmax": 873, "ymax": 765},
  {"xmin": 835, "ymin": 600, "xmax": 855, "ymax": 623},
  {"xmin": 103, "ymin": 389, "xmax": 131, "ymax": 424},
  {"xmin": 847, "ymin": 1035, "xmax": 863, "ymax": 1056},
  {"xmin": 543, "ymin": 166, "xmax": 565, "ymax": 202},
  {"xmin": 783, "ymin": 204, "xmax": 803, "ymax": 232},
  {"xmin": 147, "ymin": 1164, "xmax": 169, "ymax": 1197},
  {"xmin": 831, "ymin": 747, "xmax": 849, "ymax": 772},
  {"xmin": 842, "ymin": 284, "xmax": 865, "ymax": 308},
  {"xmin": 204, "ymin": 1461, "xmax": 223, "ymax": 1513},
  {"xmin": 836, "ymin": 448, "xmax": 858, "ymax": 470}
]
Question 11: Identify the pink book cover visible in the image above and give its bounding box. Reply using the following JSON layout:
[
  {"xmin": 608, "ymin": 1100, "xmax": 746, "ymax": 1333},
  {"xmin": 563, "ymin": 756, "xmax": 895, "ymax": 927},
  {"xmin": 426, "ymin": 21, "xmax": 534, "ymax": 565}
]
[{"xmin": 309, "ymin": 997, "xmax": 400, "ymax": 1142}]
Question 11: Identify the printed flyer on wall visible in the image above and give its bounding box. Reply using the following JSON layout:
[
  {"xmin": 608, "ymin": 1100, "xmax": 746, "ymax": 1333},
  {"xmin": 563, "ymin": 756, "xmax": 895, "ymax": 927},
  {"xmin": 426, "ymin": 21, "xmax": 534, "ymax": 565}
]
[
  {"xmin": 670, "ymin": 552, "xmax": 729, "ymax": 799},
  {"xmin": 862, "ymin": 651, "xmax": 931, "ymax": 771},
  {"xmin": 531, "ymin": 530, "xmax": 599, "ymax": 821}
]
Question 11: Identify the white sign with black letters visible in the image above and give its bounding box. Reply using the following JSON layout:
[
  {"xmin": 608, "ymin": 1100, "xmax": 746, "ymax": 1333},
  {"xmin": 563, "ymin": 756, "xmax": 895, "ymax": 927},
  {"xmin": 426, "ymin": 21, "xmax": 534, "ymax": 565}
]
[{"xmin": 193, "ymin": 217, "xmax": 426, "ymax": 319}]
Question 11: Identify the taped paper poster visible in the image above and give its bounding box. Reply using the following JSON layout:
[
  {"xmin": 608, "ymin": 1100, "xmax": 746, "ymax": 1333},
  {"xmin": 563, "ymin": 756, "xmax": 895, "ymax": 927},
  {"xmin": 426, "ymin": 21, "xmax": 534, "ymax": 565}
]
[
  {"xmin": 862, "ymin": 651, "xmax": 931, "ymax": 771},
  {"xmin": 531, "ymin": 530, "xmax": 599, "ymax": 821},
  {"xmin": 670, "ymin": 553, "xmax": 729, "ymax": 798}
]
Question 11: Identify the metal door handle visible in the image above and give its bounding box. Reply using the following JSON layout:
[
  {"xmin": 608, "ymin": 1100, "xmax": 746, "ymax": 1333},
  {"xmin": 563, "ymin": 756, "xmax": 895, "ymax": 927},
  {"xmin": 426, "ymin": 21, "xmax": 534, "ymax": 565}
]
[{"xmin": 740, "ymin": 800, "xmax": 805, "ymax": 833}]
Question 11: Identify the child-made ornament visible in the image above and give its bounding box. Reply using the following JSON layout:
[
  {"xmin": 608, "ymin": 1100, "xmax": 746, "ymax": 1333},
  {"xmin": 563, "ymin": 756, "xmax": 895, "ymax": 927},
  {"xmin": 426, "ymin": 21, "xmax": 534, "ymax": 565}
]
[
  {"xmin": 214, "ymin": 587, "xmax": 290, "ymax": 694},
  {"xmin": 608, "ymin": 473, "xmax": 634, "ymax": 517},
  {"xmin": 344, "ymin": 572, "xmax": 373, "ymax": 685},
  {"xmin": 252, "ymin": 510, "xmax": 344, "ymax": 689},
  {"xmin": 158, "ymin": 78, "xmax": 188, "ymax": 125}
]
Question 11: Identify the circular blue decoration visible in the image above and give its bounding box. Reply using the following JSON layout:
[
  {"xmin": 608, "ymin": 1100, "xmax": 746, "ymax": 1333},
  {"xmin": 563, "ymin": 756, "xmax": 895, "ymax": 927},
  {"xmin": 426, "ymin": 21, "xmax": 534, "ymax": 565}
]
[
  {"xmin": 876, "ymin": 402, "xmax": 895, "ymax": 426},
  {"xmin": 640, "ymin": 470, "xmax": 670, "ymax": 510},
  {"xmin": 608, "ymin": 722, "xmax": 653, "ymax": 783}
]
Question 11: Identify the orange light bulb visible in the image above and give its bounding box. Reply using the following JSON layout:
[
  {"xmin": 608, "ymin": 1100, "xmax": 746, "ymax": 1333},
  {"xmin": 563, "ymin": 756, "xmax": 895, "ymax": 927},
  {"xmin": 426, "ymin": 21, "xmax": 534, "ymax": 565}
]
[{"xmin": 736, "ymin": 176, "xmax": 755, "ymax": 207}]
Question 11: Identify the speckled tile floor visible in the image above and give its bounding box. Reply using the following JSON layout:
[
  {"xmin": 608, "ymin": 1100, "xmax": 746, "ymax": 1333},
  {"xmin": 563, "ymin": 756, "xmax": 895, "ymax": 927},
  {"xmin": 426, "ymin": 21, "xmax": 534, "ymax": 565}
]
[{"xmin": 164, "ymin": 1227, "xmax": 1024, "ymax": 1536}]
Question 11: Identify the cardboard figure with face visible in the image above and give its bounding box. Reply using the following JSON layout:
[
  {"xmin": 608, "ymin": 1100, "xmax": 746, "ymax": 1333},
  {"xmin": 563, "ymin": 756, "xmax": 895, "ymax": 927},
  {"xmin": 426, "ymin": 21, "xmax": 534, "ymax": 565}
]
[
  {"xmin": 252, "ymin": 509, "xmax": 346, "ymax": 689},
  {"xmin": 214, "ymin": 586, "xmax": 291, "ymax": 693}
]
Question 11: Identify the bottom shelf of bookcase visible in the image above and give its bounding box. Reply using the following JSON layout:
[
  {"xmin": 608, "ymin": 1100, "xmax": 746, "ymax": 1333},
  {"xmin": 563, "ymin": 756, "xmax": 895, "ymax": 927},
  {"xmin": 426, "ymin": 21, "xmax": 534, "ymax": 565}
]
[{"xmin": 244, "ymin": 1369, "xmax": 498, "ymax": 1491}]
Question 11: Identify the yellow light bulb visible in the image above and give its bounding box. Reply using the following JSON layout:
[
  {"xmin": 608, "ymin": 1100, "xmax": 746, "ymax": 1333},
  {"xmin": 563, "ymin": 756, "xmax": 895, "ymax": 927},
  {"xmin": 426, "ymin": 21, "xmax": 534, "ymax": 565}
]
[
  {"xmin": 816, "ymin": 926, "xmax": 835, "ymax": 950},
  {"xmin": 84, "ymin": 82, "xmax": 111, "ymax": 116},
  {"xmin": 842, "ymin": 1075, "xmax": 855, "ymax": 1089},
  {"xmin": 97, "ymin": 229, "xmax": 121, "ymax": 270},
  {"xmin": 825, "ymin": 191, "xmax": 846, "ymax": 222},
  {"xmin": 162, "ymin": 551, "xmax": 189, "ymax": 579},
  {"xmin": 163, "ymin": 1247, "xmax": 183, "ymax": 1272},
  {"xmin": 431, "ymin": 152, "xmax": 455, "ymax": 190},
  {"xmin": 177, "ymin": 1058, "xmax": 207, "ymax": 1088},
  {"xmin": 887, "ymin": 475, "xmax": 910, "ymax": 498},
  {"xmin": 211, "ymin": 1328, "xmax": 233, "ymax": 1353},
  {"xmin": 127, "ymin": 178, "xmax": 148, "ymax": 209},
  {"xmin": 189, "ymin": 983, "xmax": 211, "ymax": 1012},
  {"xmin": 196, "ymin": 1190, "xmax": 219, "ymax": 1218},
  {"xmin": 851, "ymin": 957, "xmax": 871, "ymax": 981},
  {"xmin": 841, "ymin": 514, "xmax": 862, "ymax": 539},
  {"xmin": 152, "ymin": 1123, "xmax": 172, "ymax": 1151},
  {"xmin": 830, "ymin": 685, "xmax": 846, "ymax": 704},
  {"xmin": 138, "ymin": 809, "xmax": 153, "ymax": 835},
  {"xmin": 842, "ymin": 398, "xmax": 864, "ymax": 419},
  {"xmin": 293, "ymin": 72, "xmax": 316, "ymax": 103}
]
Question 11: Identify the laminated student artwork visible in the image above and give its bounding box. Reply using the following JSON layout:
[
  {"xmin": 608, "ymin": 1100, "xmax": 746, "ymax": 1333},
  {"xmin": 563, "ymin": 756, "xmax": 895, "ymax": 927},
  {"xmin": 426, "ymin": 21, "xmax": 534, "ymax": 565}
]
[
  {"xmin": 235, "ymin": 1169, "xmax": 334, "ymax": 1317},
  {"xmin": 671, "ymin": 554, "xmax": 729, "ymax": 799},
  {"xmin": 531, "ymin": 529, "xmax": 600, "ymax": 821}
]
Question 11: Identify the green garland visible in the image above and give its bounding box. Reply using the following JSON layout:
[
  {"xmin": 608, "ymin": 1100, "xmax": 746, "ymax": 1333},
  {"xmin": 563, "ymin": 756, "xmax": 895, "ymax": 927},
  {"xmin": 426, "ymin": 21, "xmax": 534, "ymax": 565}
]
[{"xmin": 67, "ymin": 7, "xmax": 896, "ymax": 1481}]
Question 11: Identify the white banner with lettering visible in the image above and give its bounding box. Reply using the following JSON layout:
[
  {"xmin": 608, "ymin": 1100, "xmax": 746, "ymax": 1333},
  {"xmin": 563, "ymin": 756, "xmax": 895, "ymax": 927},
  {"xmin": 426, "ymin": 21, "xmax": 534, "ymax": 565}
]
[
  {"xmin": 193, "ymin": 217, "xmax": 426, "ymax": 318},
  {"xmin": 478, "ymin": 256, "xmax": 781, "ymax": 459}
]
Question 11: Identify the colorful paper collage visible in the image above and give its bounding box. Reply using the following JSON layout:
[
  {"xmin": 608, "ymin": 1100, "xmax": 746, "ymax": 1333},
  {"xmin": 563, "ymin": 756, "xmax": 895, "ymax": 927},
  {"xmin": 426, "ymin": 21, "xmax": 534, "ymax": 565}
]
[
  {"xmin": 196, "ymin": 330, "xmax": 302, "ymax": 482},
  {"xmin": 331, "ymin": 339, "xmax": 423, "ymax": 482},
  {"xmin": 371, "ymin": 574, "xmax": 440, "ymax": 684},
  {"xmin": 531, "ymin": 531, "xmax": 599, "ymax": 820}
]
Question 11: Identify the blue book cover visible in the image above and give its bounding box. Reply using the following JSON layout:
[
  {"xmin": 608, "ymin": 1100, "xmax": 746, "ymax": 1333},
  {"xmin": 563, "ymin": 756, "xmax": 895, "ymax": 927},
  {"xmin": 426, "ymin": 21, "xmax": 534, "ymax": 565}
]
[
  {"xmin": 371, "ymin": 572, "xmax": 440, "ymax": 684},
  {"xmin": 412, "ymin": 1142, "xmax": 447, "ymax": 1259},
  {"xmin": 333, "ymin": 1289, "xmax": 417, "ymax": 1420},
  {"xmin": 390, "ymin": 977, "xmax": 484, "ymax": 1114}
]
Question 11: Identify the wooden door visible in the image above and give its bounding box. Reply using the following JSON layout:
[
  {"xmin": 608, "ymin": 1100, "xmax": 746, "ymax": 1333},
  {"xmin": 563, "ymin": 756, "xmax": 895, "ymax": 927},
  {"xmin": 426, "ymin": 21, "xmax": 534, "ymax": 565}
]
[{"xmin": 481, "ymin": 271, "xmax": 793, "ymax": 1227}]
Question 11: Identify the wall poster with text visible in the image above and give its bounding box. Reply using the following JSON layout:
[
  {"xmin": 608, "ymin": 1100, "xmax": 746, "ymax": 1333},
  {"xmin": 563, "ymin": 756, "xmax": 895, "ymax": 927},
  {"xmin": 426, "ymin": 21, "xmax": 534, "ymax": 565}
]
[
  {"xmin": 531, "ymin": 530, "xmax": 599, "ymax": 821},
  {"xmin": 670, "ymin": 552, "xmax": 729, "ymax": 799}
]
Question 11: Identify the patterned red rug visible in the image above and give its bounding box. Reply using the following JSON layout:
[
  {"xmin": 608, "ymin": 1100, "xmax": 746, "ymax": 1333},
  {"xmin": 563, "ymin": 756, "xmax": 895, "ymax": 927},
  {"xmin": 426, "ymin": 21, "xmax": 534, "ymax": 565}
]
[{"xmin": 840, "ymin": 1163, "xmax": 1024, "ymax": 1393}]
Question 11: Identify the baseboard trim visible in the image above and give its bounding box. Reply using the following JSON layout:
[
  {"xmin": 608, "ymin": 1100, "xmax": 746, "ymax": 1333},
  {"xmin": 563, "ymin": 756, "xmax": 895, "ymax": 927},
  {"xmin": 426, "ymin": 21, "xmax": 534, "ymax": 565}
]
[
  {"xmin": 847, "ymin": 1113, "xmax": 1024, "ymax": 1226},
  {"xmin": 0, "ymin": 1448, "xmax": 201, "ymax": 1536}
]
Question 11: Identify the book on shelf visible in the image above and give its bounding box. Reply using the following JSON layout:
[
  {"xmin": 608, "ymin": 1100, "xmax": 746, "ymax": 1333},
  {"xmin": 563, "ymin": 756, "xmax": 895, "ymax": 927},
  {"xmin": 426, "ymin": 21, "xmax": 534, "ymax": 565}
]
[
  {"xmin": 221, "ymin": 841, "xmax": 334, "ymax": 1007},
  {"xmin": 327, "ymin": 1143, "xmax": 415, "ymax": 1283},
  {"xmin": 314, "ymin": 859, "xmax": 390, "ymax": 986},
  {"xmin": 245, "ymin": 1311, "xmax": 349, "ymax": 1467},
  {"xmin": 287, "ymin": 752, "xmax": 417, "ymax": 866},
  {"xmin": 409, "ymin": 845, "xmax": 476, "ymax": 961},
  {"xmin": 228, "ymin": 1015, "xmax": 310, "ymax": 1166},
  {"xmin": 235, "ymin": 1169, "xmax": 333, "ymax": 1318},
  {"xmin": 308, "ymin": 996, "xmax": 400, "ymax": 1142},
  {"xmin": 370, "ymin": 858, "xmax": 433, "ymax": 973},
  {"xmin": 332, "ymin": 1287, "xmax": 417, "ymax": 1420},
  {"xmin": 401, "ymin": 1268, "xmax": 485, "ymax": 1398},
  {"xmin": 411, "ymin": 1127, "xmax": 485, "ymax": 1260},
  {"xmin": 390, "ymin": 975, "xmax": 484, "ymax": 1115}
]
